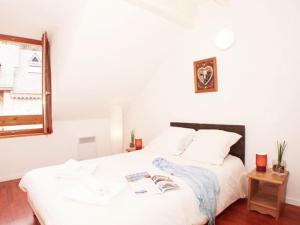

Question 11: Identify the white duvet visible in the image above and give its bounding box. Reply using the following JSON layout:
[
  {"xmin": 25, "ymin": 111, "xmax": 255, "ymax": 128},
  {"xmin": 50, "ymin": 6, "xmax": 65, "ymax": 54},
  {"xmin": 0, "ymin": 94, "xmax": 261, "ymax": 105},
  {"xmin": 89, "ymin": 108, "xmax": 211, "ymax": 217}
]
[{"xmin": 20, "ymin": 150, "xmax": 247, "ymax": 225}]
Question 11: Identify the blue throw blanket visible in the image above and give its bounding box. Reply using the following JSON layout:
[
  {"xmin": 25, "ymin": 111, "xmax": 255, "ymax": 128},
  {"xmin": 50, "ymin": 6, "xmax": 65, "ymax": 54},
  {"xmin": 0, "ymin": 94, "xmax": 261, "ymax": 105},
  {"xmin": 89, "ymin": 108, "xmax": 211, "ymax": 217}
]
[{"xmin": 152, "ymin": 158, "xmax": 220, "ymax": 225}]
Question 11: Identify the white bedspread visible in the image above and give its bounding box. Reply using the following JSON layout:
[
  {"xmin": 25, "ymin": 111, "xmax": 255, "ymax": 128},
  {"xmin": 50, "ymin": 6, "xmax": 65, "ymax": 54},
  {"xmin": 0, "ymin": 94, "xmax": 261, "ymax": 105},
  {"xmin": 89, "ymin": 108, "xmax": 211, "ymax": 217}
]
[{"xmin": 20, "ymin": 150, "xmax": 247, "ymax": 225}]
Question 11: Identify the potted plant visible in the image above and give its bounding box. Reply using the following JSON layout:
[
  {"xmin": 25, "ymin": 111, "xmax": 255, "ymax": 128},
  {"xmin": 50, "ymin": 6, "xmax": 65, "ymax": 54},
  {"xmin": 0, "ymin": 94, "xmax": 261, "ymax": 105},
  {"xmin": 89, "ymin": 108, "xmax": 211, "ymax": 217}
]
[
  {"xmin": 129, "ymin": 130, "xmax": 135, "ymax": 148},
  {"xmin": 272, "ymin": 141, "xmax": 287, "ymax": 174}
]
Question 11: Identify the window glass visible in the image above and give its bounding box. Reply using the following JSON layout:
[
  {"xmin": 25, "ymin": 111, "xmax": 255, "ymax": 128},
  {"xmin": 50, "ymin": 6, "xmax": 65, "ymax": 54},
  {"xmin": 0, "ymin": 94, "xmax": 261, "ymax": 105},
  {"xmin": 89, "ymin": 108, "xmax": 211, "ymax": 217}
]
[{"xmin": 0, "ymin": 40, "xmax": 43, "ymax": 131}]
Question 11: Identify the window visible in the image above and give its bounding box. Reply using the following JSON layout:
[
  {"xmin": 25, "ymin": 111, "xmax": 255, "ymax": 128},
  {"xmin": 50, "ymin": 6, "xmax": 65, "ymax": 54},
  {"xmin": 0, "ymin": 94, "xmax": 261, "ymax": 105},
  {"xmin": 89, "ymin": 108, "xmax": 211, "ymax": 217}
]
[{"xmin": 0, "ymin": 33, "xmax": 52, "ymax": 137}]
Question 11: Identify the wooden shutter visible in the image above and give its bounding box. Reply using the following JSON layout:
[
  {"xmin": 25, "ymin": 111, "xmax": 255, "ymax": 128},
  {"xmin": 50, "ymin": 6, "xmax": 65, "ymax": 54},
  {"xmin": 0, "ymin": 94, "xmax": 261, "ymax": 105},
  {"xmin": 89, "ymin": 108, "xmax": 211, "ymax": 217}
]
[{"xmin": 42, "ymin": 32, "xmax": 53, "ymax": 134}]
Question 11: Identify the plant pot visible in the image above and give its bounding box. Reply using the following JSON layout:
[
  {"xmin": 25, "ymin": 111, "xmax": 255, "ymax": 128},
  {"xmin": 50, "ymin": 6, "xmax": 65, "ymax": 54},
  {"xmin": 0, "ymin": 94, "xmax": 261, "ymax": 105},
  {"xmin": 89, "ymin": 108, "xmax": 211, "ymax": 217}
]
[
  {"xmin": 272, "ymin": 160, "xmax": 286, "ymax": 174},
  {"xmin": 129, "ymin": 142, "xmax": 135, "ymax": 148}
]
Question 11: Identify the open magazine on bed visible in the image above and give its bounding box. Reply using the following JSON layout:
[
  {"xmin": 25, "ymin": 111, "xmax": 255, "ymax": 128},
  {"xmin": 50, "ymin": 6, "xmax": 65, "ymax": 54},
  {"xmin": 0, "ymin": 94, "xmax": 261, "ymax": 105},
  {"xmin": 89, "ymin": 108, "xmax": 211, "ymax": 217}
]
[{"xmin": 125, "ymin": 172, "xmax": 179, "ymax": 195}]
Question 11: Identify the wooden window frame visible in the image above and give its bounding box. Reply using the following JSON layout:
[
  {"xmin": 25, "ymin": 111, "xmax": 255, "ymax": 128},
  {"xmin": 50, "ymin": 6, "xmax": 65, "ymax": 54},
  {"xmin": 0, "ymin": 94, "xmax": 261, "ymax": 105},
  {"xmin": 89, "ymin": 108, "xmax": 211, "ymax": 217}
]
[{"xmin": 0, "ymin": 33, "xmax": 52, "ymax": 138}]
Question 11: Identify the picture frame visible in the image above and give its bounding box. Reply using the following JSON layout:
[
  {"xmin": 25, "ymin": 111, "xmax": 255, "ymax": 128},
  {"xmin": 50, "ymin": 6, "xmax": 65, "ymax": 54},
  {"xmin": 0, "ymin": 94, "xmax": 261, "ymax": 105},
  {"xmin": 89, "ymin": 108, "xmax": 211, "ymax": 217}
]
[{"xmin": 193, "ymin": 57, "xmax": 218, "ymax": 93}]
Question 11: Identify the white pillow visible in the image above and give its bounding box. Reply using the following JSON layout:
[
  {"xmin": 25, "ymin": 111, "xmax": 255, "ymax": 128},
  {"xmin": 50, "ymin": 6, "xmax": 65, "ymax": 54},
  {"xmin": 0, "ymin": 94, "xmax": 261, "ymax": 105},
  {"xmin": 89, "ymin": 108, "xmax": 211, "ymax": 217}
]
[
  {"xmin": 147, "ymin": 127, "xmax": 196, "ymax": 155},
  {"xmin": 182, "ymin": 129, "xmax": 242, "ymax": 165}
]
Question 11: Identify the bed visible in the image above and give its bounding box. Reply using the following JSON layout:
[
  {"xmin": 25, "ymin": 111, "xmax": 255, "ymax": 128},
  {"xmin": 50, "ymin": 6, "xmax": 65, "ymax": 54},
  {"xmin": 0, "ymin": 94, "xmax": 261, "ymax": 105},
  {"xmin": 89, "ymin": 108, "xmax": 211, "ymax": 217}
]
[{"xmin": 20, "ymin": 122, "xmax": 247, "ymax": 225}]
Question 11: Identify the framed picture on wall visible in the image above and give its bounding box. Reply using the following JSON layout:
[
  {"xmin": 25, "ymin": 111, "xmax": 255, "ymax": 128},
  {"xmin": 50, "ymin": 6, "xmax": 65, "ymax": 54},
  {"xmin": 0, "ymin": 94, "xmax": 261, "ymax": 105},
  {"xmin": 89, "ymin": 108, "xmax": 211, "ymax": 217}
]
[{"xmin": 193, "ymin": 57, "xmax": 218, "ymax": 93}]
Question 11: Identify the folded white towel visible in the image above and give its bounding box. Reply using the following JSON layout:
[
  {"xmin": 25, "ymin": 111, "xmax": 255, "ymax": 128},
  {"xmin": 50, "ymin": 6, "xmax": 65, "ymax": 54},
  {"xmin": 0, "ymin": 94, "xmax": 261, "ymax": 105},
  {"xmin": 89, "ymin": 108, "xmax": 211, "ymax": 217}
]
[
  {"xmin": 57, "ymin": 159, "xmax": 126, "ymax": 205},
  {"xmin": 57, "ymin": 159, "xmax": 97, "ymax": 179},
  {"xmin": 63, "ymin": 175, "xmax": 126, "ymax": 205}
]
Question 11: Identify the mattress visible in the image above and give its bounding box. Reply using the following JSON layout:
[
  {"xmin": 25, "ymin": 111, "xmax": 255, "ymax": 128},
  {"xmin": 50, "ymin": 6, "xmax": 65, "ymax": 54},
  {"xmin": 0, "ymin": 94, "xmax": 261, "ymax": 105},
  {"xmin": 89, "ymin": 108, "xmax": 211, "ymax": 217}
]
[{"xmin": 20, "ymin": 150, "xmax": 247, "ymax": 225}]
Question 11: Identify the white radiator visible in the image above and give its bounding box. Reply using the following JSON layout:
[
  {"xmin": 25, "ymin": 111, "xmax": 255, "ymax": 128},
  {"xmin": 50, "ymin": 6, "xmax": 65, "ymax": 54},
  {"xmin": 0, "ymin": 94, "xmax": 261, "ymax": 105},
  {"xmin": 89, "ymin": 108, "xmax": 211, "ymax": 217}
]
[{"xmin": 77, "ymin": 136, "xmax": 97, "ymax": 160}]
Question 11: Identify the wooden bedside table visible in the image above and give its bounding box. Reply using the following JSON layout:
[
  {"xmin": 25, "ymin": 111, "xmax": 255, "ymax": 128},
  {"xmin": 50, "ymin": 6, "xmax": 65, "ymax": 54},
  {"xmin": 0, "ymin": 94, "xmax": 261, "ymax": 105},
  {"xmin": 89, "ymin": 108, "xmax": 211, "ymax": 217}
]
[
  {"xmin": 126, "ymin": 147, "xmax": 143, "ymax": 152},
  {"xmin": 126, "ymin": 147, "xmax": 136, "ymax": 152},
  {"xmin": 247, "ymin": 169, "xmax": 289, "ymax": 220}
]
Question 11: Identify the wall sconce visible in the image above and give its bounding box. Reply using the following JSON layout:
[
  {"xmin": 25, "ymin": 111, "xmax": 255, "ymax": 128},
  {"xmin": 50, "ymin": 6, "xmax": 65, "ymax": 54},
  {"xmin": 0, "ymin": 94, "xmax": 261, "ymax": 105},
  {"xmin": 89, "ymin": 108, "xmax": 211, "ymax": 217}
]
[{"xmin": 215, "ymin": 28, "xmax": 235, "ymax": 50}]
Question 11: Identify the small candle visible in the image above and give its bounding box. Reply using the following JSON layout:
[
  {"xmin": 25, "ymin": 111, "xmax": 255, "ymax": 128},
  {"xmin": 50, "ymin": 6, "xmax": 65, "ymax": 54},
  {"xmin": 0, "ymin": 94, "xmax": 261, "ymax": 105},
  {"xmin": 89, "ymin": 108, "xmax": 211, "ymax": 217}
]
[
  {"xmin": 135, "ymin": 138, "xmax": 143, "ymax": 150},
  {"xmin": 256, "ymin": 153, "xmax": 267, "ymax": 172}
]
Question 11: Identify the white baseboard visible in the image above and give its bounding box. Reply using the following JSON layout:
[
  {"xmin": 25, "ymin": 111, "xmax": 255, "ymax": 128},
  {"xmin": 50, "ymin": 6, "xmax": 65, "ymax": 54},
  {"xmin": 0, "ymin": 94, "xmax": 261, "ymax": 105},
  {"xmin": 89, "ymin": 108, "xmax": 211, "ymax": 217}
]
[
  {"xmin": 286, "ymin": 197, "xmax": 300, "ymax": 207},
  {"xmin": 0, "ymin": 173, "xmax": 23, "ymax": 182}
]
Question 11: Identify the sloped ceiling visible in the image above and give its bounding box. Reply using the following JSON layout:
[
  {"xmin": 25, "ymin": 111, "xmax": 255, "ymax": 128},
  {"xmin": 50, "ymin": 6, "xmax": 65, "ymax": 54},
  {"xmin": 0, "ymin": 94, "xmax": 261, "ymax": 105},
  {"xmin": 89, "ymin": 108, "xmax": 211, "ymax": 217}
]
[
  {"xmin": 0, "ymin": 0, "xmax": 86, "ymax": 39},
  {"xmin": 0, "ymin": 0, "xmax": 203, "ymax": 120},
  {"xmin": 126, "ymin": 0, "xmax": 201, "ymax": 28}
]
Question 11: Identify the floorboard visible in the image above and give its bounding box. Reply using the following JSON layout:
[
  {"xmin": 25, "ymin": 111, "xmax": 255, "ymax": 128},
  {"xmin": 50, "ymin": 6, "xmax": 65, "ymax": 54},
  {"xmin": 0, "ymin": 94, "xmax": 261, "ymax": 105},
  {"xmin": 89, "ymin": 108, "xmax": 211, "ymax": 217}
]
[{"xmin": 0, "ymin": 179, "xmax": 299, "ymax": 225}]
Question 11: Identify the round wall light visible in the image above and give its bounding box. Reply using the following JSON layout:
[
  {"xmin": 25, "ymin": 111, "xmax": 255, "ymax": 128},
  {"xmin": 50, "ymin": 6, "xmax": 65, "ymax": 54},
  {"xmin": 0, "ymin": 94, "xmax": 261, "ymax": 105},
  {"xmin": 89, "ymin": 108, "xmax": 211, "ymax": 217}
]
[{"xmin": 215, "ymin": 28, "xmax": 235, "ymax": 50}]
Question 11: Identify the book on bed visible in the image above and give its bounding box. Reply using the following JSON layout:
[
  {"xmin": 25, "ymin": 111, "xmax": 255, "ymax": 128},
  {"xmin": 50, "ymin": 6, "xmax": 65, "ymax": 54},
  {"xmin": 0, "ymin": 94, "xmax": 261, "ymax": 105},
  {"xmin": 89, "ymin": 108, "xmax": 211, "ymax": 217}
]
[{"xmin": 125, "ymin": 172, "xmax": 179, "ymax": 194}]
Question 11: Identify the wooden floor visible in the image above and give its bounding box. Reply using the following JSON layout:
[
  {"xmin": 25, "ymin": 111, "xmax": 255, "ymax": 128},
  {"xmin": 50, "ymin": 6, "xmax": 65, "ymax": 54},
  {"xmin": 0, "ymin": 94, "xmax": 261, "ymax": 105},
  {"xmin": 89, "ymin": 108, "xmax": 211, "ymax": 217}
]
[
  {"xmin": 0, "ymin": 180, "xmax": 39, "ymax": 225},
  {"xmin": 0, "ymin": 179, "xmax": 300, "ymax": 225}
]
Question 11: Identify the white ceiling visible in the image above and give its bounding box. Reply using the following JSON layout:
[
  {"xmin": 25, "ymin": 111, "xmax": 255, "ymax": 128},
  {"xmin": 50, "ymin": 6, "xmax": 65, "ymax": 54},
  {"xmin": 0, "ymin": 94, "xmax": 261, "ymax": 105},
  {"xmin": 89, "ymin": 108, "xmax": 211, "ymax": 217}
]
[
  {"xmin": 125, "ymin": 0, "xmax": 201, "ymax": 28},
  {"xmin": 0, "ymin": 0, "xmax": 86, "ymax": 39},
  {"xmin": 0, "ymin": 0, "xmax": 203, "ymax": 120}
]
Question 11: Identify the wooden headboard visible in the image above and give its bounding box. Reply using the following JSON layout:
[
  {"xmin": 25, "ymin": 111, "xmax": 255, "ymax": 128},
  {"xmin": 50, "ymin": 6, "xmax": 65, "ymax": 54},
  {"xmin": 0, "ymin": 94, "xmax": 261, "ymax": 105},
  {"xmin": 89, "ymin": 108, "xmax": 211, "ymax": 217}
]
[{"xmin": 170, "ymin": 122, "xmax": 246, "ymax": 164}]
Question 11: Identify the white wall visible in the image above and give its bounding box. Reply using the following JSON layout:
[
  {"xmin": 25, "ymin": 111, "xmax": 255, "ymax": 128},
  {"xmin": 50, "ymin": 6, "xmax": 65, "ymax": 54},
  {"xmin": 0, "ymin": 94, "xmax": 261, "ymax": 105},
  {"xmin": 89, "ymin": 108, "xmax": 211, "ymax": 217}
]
[
  {"xmin": 0, "ymin": 119, "xmax": 111, "ymax": 182},
  {"xmin": 124, "ymin": 0, "xmax": 300, "ymax": 205}
]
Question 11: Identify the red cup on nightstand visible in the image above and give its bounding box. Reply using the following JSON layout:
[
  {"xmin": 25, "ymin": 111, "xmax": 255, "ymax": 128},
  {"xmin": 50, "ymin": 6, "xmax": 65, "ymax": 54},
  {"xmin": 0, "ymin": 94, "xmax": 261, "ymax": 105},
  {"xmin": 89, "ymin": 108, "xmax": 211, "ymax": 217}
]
[
  {"xmin": 256, "ymin": 153, "xmax": 267, "ymax": 172},
  {"xmin": 135, "ymin": 138, "xmax": 143, "ymax": 150}
]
